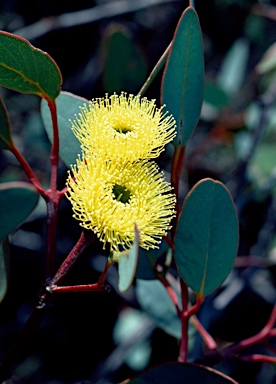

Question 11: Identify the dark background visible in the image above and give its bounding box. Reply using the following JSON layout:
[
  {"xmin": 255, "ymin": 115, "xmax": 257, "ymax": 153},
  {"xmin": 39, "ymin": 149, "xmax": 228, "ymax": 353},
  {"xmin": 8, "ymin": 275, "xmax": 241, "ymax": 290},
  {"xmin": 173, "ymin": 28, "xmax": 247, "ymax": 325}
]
[{"xmin": 1, "ymin": 0, "xmax": 276, "ymax": 383}]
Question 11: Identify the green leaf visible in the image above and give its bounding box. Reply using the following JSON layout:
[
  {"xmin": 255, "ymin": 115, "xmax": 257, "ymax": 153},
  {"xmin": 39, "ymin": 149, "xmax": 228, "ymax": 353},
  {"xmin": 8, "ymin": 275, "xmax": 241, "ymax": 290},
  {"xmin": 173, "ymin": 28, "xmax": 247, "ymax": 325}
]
[
  {"xmin": 204, "ymin": 80, "xmax": 229, "ymax": 110},
  {"xmin": 0, "ymin": 31, "xmax": 62, "ymax": 100},
  {"xmin": 0, "ymin": 182, "xmax": 39, "ymax": 243},
  {"xmin": 0, "ymin": 97, "xmax": 13, "ymax": 149},
  {"xmin": 161, "ymin": 6, "xmax": 204, "ymax": 146},
  {"xmin": 217, "ymin": 37, "xmax": 249, "ymax": 97},
  {"xmin": 250, "ymin": 142, "xmax": 276, "ymax": 182},
  {"xmin": 256, "ymin": 41, "xmax": 276, "ymax": 75},
  {"xmin": 102, "ymin": 24, "xmax": 148, "ymax": 93},
  {"xmin": 0, "ymin": 239, "xmax": 8, "ymax": 303},
  {"xmin": 136, "ymin": 279, "xmax": 181, "ymax": 339},
  {"xmin": 174, "ymin": 178, "xmax": 239, "ymax": 297},
  {"xmin": 248, "ymin": 120, "xmax": 276, "ymax": 183},
  {"xmin": 117, "ymin": 224, "xmax": 140, "ymax": 292},
  {"xmin": 41, "ymin": 91, "xmax": 86, "ymax": 167},
  {"xmin": 127, "ymin": 362, "xmax": 239, "ymax": 384},
  {"xmin": 113, "ymin": 308, "xmax": 152, "ymax": 371}
]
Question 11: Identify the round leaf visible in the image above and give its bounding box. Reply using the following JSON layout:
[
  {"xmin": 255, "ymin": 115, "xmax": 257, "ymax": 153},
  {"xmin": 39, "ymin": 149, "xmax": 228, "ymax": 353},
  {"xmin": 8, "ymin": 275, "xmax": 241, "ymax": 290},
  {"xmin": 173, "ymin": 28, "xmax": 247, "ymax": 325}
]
[
  {"xmin": 161, "ymin": 6, "xmax": 204, "ymax": 146},
  {"xmin": 0, "ymin": 31, "xmax": 62, "ymax": 100},
  {"xmin": 117, "ymin": 224, "xmax": 140, "ymax": 292},
  {"xmin": 102, "ymin": 24, "xmax": 148, "ymax": 93},
  {"xmin": 136, "ymin": 279, "xmax": 181, "ymax": 339},
  {"xmin": 41, "ymin": 91, "xmax": 86, "ymax": 167},
  {"xmin": 0, "ymin": 97, "xmax": 12, "ymax": 149},
  {"xmin": 174, "ymin": 178, "xmax": 239, "ymax": 297},
  {"xmin": 127, "ymin": 362, "xmax": 238, "ymax": 384},
  {"xmin": 0, "ymin": 182, "xmax": 39, "ymax": 243}
]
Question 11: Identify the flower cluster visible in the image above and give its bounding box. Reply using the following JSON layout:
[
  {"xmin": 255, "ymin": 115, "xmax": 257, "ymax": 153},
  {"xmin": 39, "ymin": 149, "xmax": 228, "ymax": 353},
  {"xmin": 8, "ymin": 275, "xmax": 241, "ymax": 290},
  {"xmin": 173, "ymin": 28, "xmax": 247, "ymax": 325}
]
[
  {"xmin": 66, "ymin": 92, "xmax": 177, "ymax": 252},
  {"xmin": 71, "ymin": 93, "xmax": 176, "ymax": 162}
]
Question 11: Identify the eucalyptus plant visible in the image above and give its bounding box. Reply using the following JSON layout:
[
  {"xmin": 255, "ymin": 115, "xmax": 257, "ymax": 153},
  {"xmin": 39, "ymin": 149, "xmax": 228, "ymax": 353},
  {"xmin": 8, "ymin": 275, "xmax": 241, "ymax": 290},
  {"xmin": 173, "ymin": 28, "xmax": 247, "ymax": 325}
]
[{"xmin": 0, "ymin": 2, "xmax": 275, "ymax": 383}]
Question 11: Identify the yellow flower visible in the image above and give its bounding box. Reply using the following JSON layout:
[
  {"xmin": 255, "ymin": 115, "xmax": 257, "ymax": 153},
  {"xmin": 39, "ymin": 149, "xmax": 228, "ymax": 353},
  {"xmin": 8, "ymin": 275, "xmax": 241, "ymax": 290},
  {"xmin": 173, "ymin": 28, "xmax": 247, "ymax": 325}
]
[
  {"xmin": 71, "ymin": 92, "xmax": 176, "ymax": 162},
  {"xmin": 66, "ymin": 156, "xmax": 176, "ymax": 252}
]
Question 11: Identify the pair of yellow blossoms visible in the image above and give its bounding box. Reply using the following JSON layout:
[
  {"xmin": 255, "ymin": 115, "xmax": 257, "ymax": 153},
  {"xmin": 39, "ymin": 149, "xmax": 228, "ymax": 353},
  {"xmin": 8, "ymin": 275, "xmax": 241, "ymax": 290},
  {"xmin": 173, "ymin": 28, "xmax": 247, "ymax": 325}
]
[{"xmin": 66, "ymin": 92, "xmax": 177, "ymax": 253}]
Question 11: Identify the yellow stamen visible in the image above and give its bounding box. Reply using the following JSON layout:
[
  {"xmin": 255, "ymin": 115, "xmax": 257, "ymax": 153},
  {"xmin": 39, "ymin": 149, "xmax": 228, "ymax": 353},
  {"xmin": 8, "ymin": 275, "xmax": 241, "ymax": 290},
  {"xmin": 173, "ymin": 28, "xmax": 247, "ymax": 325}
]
[
  {"xmin": 66, "ymin": 156, "xmax": 176, "ymax": 252},
  {"xmin": 71, "ymin": 92, "xmax": 176, "ymax": 162}
]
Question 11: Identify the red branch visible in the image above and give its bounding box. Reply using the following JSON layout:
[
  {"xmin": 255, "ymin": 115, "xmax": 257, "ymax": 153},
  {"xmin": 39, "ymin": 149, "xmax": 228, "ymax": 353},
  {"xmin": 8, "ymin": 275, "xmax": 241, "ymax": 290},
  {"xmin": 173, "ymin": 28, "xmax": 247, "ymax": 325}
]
[
  {"xmin": 239, "ymin": 354, "xmax": 276, "ymax": 364},
  {"xmin": 157, "ymin": 274, "xmax": 181, "ymax": 317},
  {"xmin": 47, "ymin": 99, "xmax": 60, "ymax": 193},
  {"xmin": 226, "ymin": 305, "xmax": 276, "ymax": 353},
  {"xmin": 9, "ymin": 97, "xmax": 63, "ymax": 279},
  {"xmin": 192, "ymin": 316, "xmax": 218, "ymax": 351},
  {"xmin": 178, "ymin": 293, "xmax": 205, "ymax": 362},
  {"xmin": 178, "ymin": 279, "xmax": 189, "ymax": 362},
  {"xmin": 171, "ymin": 145, "xmax": 186, "ymax": 218},
  {"xmin": 223, "ymin": 304, "xmax": 276, "ymax": 357},
  {"xmin": 50, "ymin": 230, "xmax": 95, "ymax": 286},
  {"xmin": 194, "ymin": 305, "xmax": 276, "ymax": 367},
  {"xmin": 184, "ymin": 295, "xmax": 204, "ymax": 319},
  {"xmin": 45, "ymin": 198, "xmax": 60, "ymax": 278},
  {"xmin": 49, "ymin": 258, "xmax": 114, "ymax": 294},
  {"xmin": 9, "ymin": 143, "xmax": 47, "ymax": 198},
  {"xmin": 43, "ymin": 99, "xmax": 64, "ymax": 278},
  {"xmin": 50, "ymin": 283, "xmax": 107, "ymax": 293}
]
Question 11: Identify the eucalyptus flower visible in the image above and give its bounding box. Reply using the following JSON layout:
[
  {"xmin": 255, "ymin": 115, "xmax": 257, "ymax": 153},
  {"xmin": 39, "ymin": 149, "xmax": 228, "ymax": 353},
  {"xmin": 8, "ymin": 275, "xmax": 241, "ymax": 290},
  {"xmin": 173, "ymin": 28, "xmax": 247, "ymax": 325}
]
[
  {"xmin": 66, "ymin": 156, "xmax": 176, "ymax": 252},
  {"xmin": 71, "ymin": 92, "xmax": 176, "ymax": 162}
]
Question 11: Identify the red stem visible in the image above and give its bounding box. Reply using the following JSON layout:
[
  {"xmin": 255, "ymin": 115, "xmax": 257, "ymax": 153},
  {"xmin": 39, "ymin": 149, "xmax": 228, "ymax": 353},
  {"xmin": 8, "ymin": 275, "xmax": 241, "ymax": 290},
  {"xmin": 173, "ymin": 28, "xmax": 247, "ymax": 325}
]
[
  {"xmin": 192, "ymin": 316, "xmax": 218, "ymax": 351},
  {"xmin": 50, "ymin": 283, "xmax": 106, "ymax": 293},
  {"xmin": 184, "ymin": 295, "xmax": 204, "ymax": 319},
  {"xmin": 9, "ymin": 98, "xmax": 62, "ymax": 279},
  {"xmin": 178, "ymin": 279, "xmax": 189, "ymax": 362},
  {"xmin": 98, "ymin": 258, "xmax": 114, "ymax": 287},
  {"xmin": 239, "ymin": 354, "xmax": 276, "ymax": 364},
  {"xmin": 224, "ymin": 304, "xmax": 276, "ymax": 356},
  {"xmin": 157, "ymin": 274, "xmax": 181, "ymax": 317},
  {"xmin": 43, "ymin": 99, "xmax": 62, "ymax": 278},
  {"xmin": 9, "ymin": 143, "xmax": 47, "ymax": 198},
  {"xmin": 269, "ymin": 329, "xmax": 276, "ymax": 337},
  {"xmin": 193, "ymin": 305, "xmax": 276, "ymax": 367},
  {"xmin": 234, "ymin": 256, "xmax": 269, "ymax": 268},
  {"xmin": 0, "ymin": 98, "xmax": 64, "ymax": 378},
  {"xmin": 45, "ymin": 199, "xmax": 60, "ymax": 278},
  {"xmin": 47, "ymin": 99, "xmax": 60, "ymax": 192},
  {"xmin": 171, "ymin": 145, "xmax": 186, "ymax": 218},
  {"xmin": 50, "ymin": 257, "xmax": 114, "ymax": 293},
  {"xmin": 50, "ymin": 230, "xmax": 95, "ymax": 286},
  {"xmin": 178, "ymin": 291, "xmax": 205, "ymax": 361},
  {"xmin": 59, "ymin": 186, "xmax": 68, "ymax": 196}
]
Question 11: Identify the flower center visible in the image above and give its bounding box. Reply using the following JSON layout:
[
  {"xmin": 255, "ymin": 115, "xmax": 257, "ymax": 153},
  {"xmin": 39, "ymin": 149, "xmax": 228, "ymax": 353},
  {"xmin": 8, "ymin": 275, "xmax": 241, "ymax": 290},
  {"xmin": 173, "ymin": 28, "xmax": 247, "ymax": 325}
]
[
  {"xmin": 112, "ymin": 184, "xmax": 131, "ymax": 203},
  {"xmin": 114, "ymin": 126, "xmax": 132, "ymax": 134}
]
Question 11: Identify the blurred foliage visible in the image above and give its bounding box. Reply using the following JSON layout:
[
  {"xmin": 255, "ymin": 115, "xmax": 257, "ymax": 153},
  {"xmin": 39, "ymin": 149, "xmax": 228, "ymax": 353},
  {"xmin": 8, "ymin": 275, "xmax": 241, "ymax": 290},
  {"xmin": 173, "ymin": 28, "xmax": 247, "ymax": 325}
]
[{"xmin": 1, "ymin": 0, "xmax": 276, "ymax": 383}]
